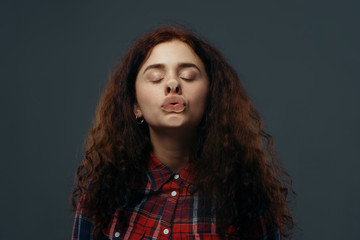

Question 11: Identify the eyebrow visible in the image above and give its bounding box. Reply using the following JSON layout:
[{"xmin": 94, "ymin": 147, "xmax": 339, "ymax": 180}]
[
  {"xmin": 142, "ymin": 64, "xmax": 165, "ymax": 74},
  {"xmin": 178, "ymin": 63, "xmax": 201, "ymax": 72},
  {"xmin": 142, "ymin": 62, "xmax": 201, "ymax": 74}
]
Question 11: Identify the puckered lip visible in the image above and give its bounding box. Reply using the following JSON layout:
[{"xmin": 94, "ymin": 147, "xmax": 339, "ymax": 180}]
[
  {"xmin": 161, "ymin": 95, "xmax": 186, "ymax": 107},
  {"xmin": 161, "ymin": 95, "xmax": 187, "ymax": 113}
]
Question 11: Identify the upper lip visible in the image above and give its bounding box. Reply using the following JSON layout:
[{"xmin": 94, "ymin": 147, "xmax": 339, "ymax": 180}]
[{"xmin": 161, "ymin": 95, "xmax": 186, "ymax": 106}]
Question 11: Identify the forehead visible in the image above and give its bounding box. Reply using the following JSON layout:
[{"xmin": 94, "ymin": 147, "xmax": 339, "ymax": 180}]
[{"xmin": 141, "ymin": 40, "xmax": 204, "ymax": 68}]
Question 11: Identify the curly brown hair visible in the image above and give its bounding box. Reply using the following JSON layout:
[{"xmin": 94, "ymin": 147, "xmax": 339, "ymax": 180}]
[{"xmin": 72, "ymin": 26, "xmax": 295, "ymax": 239}]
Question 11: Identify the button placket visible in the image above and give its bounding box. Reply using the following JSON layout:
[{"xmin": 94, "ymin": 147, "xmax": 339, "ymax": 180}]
[{"xmin": 157, "ymin": 174, "xmax": 181, "ymax": 239}]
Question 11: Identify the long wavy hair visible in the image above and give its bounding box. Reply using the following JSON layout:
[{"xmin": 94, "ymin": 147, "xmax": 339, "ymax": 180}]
[{"xmin": 72, "ymin": 26, "xmax": 295, "ymax": 239}]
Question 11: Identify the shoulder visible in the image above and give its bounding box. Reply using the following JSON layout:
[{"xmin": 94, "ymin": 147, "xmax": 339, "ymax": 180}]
[{"xmin": 72, "ymin": 195, "xmax": 95, "ymax": 240}]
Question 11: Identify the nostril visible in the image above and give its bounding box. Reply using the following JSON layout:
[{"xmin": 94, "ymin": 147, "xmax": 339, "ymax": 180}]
[
  {"xmin": 167, "ymin": 87, "xmax": 171, "ymax": 93},
  {"xmin": 176, "ymin": 87, "xmax": 179, "ymax": 93}
]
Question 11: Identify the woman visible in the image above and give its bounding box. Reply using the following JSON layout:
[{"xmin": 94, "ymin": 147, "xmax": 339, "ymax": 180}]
[{"xmin": 72, "ymin": 26, "xmax": 295, "ymax": 239}]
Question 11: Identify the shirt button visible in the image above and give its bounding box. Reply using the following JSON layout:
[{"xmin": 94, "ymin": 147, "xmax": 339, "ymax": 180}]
[
  {"xmin": 174, "ymin": 174, "xmax": 179, "ymax": 179},
  {"xmin": 114, "ymin": 232, "xmax": 120, "ymax": 238},
  {"xmin": 163, "ymin": 228, "xmax": 169, "ymax": 235},
  {"xmin": 171, "ymin": 191, "xmax": 177, "ymax": 197}
]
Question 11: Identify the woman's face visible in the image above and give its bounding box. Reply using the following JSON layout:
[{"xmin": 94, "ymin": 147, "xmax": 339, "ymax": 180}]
[{"xmin": 134, "ymin": 40, "xmax": 209, "ymax": 133}]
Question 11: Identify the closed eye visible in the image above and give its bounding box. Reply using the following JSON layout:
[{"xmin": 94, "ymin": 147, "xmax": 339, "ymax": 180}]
[
  {"xmin": 179, "ymin": 69, "xmax": 198, "ymax": 81},
  {"xmin": 145, "ymin": 70, "xmax": 164, "ymax": 82},
  {"xmin": 180, "ymin": 75, "xmax": 196, "ymax": 81},
  {"xmin": 152, "ymin": 78, "xmax": 163, "ymax": 83}
]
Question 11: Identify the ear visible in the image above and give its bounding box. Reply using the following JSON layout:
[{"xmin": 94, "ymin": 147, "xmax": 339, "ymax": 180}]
[{"xmin": 133, "ymin": 103, "xmax": 142, "ymax": 117}]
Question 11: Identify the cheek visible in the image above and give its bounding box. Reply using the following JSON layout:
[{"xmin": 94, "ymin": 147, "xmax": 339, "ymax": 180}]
[
  {"xmin": 136, "ymin": 86, "xmax": 159, "ymax": 110},
  {"xmin": 135, "ymin": 83, "xmax": 148, "ymax": 105},
  {"xmin": 194, "ymin": 83, "xmax": 209, "ymax": 104},
  {"xmin": 188, "ymin": 86, "xmax": 209, "ymax": 115}
]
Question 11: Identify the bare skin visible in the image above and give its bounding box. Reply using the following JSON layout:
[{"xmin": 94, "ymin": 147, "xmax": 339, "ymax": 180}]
[
  {"xmin": 134, "ymin": 40, "xmax": 209, "ymax": 171},
  {"xmin": 149, "ymin": 129, "xmax": 191, "ymax": 172}
]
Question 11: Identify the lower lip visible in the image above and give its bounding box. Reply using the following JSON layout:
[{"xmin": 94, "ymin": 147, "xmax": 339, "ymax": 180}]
[{"xmin": 161, "ymin": 104, "xmax": 186, "ymax": 113}]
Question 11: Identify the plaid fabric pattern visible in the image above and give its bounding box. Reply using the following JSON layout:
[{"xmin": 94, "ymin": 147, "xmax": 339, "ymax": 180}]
[{"xmin": 73, "ymin": 153, "xmax": 282, "ymax": 240}]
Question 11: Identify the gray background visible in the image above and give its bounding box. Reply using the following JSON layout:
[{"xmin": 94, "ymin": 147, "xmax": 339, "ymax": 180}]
[{"xmin": 1, "ymin": 0, "xmax": 359, "ymax": 239}]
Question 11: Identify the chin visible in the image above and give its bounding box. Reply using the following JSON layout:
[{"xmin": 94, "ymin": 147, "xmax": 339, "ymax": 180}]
[
  {"xmin": 165, "ymin": 115, "xmax": 187, "ymax": 126},
  {"xmin": 165, "ymin": 121, "xmax": 185, "ymax": 128}
]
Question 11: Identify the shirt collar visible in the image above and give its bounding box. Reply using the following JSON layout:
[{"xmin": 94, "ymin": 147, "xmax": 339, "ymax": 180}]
[{"xmin": 147, "ymin": 152, "xmax": 193, "ymax": 191}]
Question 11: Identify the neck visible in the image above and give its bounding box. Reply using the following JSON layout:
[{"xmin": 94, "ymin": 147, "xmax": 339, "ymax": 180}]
[{"xmin": 149, "ymin": 127, "xmax": 196, "ymax": 172}]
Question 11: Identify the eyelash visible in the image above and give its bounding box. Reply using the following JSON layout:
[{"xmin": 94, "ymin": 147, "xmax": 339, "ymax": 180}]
[
  {"xmin": 147, "ymin": 73, "xmax": 196, "ymax": 82},
  {"xmin": 151, "ymin": 78, "xmax": 163, "ymax": 83},
  {"xmin": 151, "ymin": 77, "xmax": 194, "ymax": 83},
  {"xmin": 180, "ymin": 75, "xmax": 195, "ymax": 81}
]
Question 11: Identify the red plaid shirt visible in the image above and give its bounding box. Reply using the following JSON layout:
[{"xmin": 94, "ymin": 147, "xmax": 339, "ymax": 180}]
[{"xmin": 73, "ymin": 153, "xmax": 281, "ymax": 239}]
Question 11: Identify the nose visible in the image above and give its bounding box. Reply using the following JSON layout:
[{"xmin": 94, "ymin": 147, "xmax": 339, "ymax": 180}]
[{"xmin": 165, "ymin": 78, "xmax": 181, "ymax": 95}]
